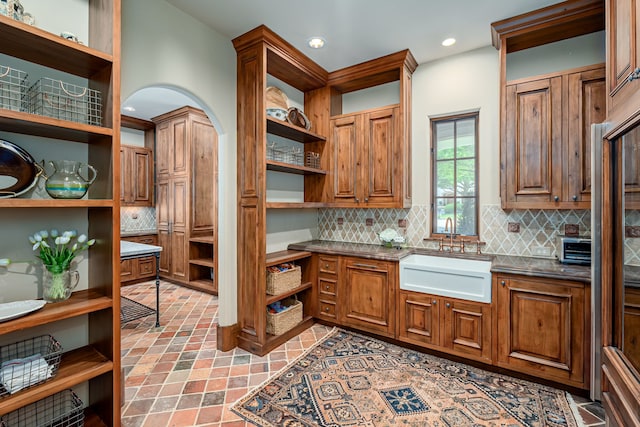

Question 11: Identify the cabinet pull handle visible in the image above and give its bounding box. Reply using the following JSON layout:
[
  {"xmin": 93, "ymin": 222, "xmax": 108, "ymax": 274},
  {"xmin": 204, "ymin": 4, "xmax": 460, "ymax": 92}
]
[
  {"xmin": 501, "ymin": 280, "xmax": 506, "ymax": 287},
  {"xmin": 446, "ymin": 302, "xmax": 451, "ymax": 308},
  {"xmin": 352, "ymin": 263, "xmax": 378, "ymax": 269},
  {"xmin": 628, "ymin": 67, "xmax": 640, "ymax": 82}
]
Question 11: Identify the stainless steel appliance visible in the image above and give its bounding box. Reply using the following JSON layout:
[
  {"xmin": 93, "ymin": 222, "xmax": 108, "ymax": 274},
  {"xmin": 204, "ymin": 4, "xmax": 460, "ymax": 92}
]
[{"xmin": 557, "ymin": 236, "xmax": 592, "ymax": 265}]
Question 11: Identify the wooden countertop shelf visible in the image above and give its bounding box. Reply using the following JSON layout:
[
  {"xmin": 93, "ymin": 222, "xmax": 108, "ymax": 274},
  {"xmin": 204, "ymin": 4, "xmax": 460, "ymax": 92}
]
[
  {"xmin": 0, "ymin": 345, "xmax": 113, "ymax": 414},
  {"xmin": 0, "ymin": 15, "xmax": 113, "ymax": 78},
  {"xmin": 189, "ymin": 258, "xmax": 215, "ymax": 268},
  {"xmin": 266, "ymin": 202, "xmax": 329, "ymax": 209},
  {"xmin": 266, "ymin": 117, "xmax": 326, "ymax": 143},
  {"xmin": 0, "ymin": 290, "xmax": 112, "ymax": 335},
  {"xmin": 266, "ymin": 250, "xmax": 312, "ymax": 267},
  {"xmin": 266, "ymin": 281, "xmax": 312, "ymax": 305},
  {"xmin": 266, "ymin": 160, "xmax": 327, "ymax": 175},
  {"xmin": 0, "ymin": 109, "xmax": 113, "ymax": 143},
  {"xmin": 0, "ymin": 199, "xmax": 114, "ymax": 208},
  {"xmin": 189, "ymin": 236, "xmax": 215, "ymax": 244}
]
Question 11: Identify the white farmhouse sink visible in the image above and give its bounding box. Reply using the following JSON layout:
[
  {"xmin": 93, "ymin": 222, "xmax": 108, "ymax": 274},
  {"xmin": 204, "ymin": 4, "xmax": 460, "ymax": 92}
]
[{"xmin": 399, "ymin": 254, "xmax": 492, "ymax": 303}]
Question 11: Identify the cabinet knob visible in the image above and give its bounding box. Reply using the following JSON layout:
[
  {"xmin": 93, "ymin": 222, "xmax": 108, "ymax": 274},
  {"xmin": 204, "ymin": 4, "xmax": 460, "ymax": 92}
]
[
  {"xmin": 628, "ymin": 67, "xmax": 640, "ymax": 82},
  {"xmin": 324, "ymin": 264, "xmax": 329, "ymax": 269},
  {"xmin": 324, "ymin": 307, "xmax": 330, "ymax": 312},
  {"xmin": 445, "ymin": 302, "xmax": 451, "ymax": 308},
  {"xmin": 325, "ymin": 285, "xmax": 330, "ymax": 290},
  {"xmin": 432, "ymin": 300, "xmax": 437, "ymax": 305},
  {"xmin": 364, "ymin": 197, "xmax": 369, "ymax": 202},
  {"xmin": 554, "ymin": 196, "xmax": 559, "ymax": 202},
  {"xmin": 572, "ymin": 195, "xmax": 578, "ymax": 201},
  {"xmin": 501, "ymin": 280, "xmax": 506, "ymax": 287}
]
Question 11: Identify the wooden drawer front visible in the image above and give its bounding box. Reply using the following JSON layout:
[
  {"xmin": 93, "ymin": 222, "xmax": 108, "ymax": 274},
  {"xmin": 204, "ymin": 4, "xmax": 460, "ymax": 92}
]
[
  {"xmin": 319, "ymin": 256, "xmax": 338, "ymax": 275},
  {"xmin": 138, "ymin": 257, "xmax": 157, "ymax": 278},
  {"xmin": 318, "ymin": 301, "xmax": 337, "ymax": 320},
  {"xmin": 120, "ymin": 259, "xmax": 135, "ymax": 280},
  {"xmin": 319, "ymin": 277, "xmax": 336, "ymax": 299},
  {"xmin": 136, "ymin": 236, "xmax": 157, "ymax": 245}
]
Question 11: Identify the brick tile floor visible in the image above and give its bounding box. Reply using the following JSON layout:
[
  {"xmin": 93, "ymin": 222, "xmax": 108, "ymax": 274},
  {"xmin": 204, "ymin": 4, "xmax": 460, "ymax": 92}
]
[{"xmin": 120, "ymin": 281, "xmax": 605, "ymax": 427}]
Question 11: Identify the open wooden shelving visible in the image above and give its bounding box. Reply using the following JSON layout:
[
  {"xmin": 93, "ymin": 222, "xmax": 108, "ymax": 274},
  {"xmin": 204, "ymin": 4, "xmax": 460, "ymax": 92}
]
[
  {"xmin": 189, "ymin": 258, "xmax": 216, "ymax": 268},
  {"xmin": 266, "ymin": 282, "xmax": 312, "ymax": 305},
  {"xmin": 266, "ymin": 250, "xmax": 312, "ymax": 266},
  {"xmin": 0, "ymin": 290, "xmax": 112, "ymax": 335},
  {"xmin": 266, "ymin": 160, "xmax": 326, "ymax": 175},
  {"xmin": 189, "ymin": 235, "xmax": 215, "ymax": 244},
  {"xmin": 0, "ymin": 1, "xmax": 121, "ymax": 423},
  {"xmin": 0, "ymin": 346, "xmax": 113, "ymax": 414},
  {"xmin": 266, "ymin": 117, "xmax": 326, "ymax": 143},
  {"xmin": 266, "ymin": 202, "xmax": 329, "ymax": 209}
]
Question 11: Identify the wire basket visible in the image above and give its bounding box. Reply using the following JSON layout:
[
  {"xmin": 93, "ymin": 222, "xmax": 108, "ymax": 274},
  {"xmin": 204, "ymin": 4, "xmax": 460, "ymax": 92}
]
[
  {"xmin": 0, "ymin": 335, "xmax": 63, "ymax": 397},
  {"xmin": 0, "ymin": 65, "xmax": 28, "ymax": 112},
  {"xmin": 0, "ymin": 389, "xmax": 84, "ymax": 427},
  {"xmin": 266, "ymin": 143, "xmax": 304, "ymax": 166},
  {"xmin": 25, "ymin": 77, "xmax": 102, "ymax": 126},
  {"xmin": 305, "ymin": 151, "xmax": 320, "ymax": 169}
]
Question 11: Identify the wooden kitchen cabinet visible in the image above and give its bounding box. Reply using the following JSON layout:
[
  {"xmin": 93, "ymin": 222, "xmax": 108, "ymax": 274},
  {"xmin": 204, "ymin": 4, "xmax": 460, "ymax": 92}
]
[
  {"xmin": 340, "ymin": 257, "xmax": 396, "ymax": 337},
  {"xmin": 120, "ymin": 145, "xmax": 153, "ymax": 206},
  {"xmin": 502, "ymin": 64, "xmax": 605, "ymax": 209},
  {"xmin": 607, "ymin": 0, "xmax": 640, "ymax": 126},
  {"xmin": 331, "ymin": 106, "xmax": 401, "ymax": 207},
  {"xmin": 121, "ymin": 235, "xmax": 158, "ymax": 285},
  {"xmin": 153, "ymin": 107, "xmax": 217, "ymax": 294},
  {"xmin": 398, "ymin": 291, "xmax": 491, "ymax": 363},
  {"xmin": 494, "ymin": 274, "xmax": 590, "ymax": 389}
]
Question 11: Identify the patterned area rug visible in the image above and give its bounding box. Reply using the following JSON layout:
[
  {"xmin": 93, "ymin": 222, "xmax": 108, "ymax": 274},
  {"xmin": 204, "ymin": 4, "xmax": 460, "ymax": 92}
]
[{"xmin": 233, "ymin": 329, "xmax": 581, "ymax": 427}]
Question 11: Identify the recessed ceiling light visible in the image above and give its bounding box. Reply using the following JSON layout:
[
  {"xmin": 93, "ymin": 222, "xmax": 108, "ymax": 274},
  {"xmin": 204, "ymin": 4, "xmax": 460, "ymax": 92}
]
[
  {"xmin": 308, "ymin": 37, "xmax": 325, "ymax": 49},
  {"xmin": 442, "ymin": 38, "xmax": 456, "ymax": 47},
  {"xmin": 123, "ymin": 106, "xmax": 136, "ymax": 112}
]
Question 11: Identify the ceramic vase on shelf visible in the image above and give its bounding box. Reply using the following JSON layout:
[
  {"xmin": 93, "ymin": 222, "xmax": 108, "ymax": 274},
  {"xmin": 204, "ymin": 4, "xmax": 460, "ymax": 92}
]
[
  {"xmin": 43, "ymin": 268, "xmax": 79, "ymax": 303},
  {"xmin": 44, "ymin": 160, "xmax": 97, "ymax": 199}
]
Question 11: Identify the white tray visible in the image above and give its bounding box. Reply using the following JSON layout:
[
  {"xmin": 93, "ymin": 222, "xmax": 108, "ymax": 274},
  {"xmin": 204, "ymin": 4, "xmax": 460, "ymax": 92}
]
[{"xmin": 0, "ymin": 300, "xmax": 46, "ymax": 322}]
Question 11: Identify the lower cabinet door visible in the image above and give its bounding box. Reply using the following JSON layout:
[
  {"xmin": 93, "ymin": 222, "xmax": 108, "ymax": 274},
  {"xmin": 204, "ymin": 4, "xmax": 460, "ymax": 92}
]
[
  {"xmin": 441, "ymin": 298, "xmax": 491, "ymax": 362},
  {"xmin": 495, "ymin": 275, "xmax": 588, "ymax": 388},
  {"xmin": 398, "ymin": 291, "xmax": 440, "ymax": 347},
  {"xmin": 120, "ymin": 259, "xmax": 135, "ymax": 282},
  {"xmin": 341, "ymin": 258, "xmax": 395, "ymax": 336}
]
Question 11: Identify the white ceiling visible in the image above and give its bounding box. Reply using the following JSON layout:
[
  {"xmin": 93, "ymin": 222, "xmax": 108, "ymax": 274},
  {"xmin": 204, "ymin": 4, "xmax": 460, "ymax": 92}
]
[{"xmin": 123, "ymin": 0, "xmax": 563, "ymax": 120}]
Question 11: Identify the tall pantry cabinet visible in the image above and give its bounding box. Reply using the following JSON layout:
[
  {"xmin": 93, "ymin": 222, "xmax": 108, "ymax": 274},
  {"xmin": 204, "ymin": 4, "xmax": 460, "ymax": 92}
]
[
  {"xmin": 0, "ymin": 0, "xmax": 121, "ymax": 425},
  {"xmin": 153, "ymin": 106, "xmax": 218, "ymax": 295}
]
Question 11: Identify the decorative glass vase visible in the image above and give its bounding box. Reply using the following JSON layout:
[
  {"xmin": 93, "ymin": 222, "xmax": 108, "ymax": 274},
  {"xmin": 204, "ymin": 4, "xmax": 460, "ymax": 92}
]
[
  {"xmin": 43, "ymin": 269, "xmax": 79, "ymax": 303},
  {"xmin": 44, "ymin": 160, "xmax": 97, "ymax": 199}
]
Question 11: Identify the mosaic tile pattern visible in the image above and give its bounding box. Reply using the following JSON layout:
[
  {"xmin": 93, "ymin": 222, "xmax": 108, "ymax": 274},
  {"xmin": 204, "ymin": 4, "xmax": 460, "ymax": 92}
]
[
  {"xmin": 121, "ymin": 207, "xmax": 157, "ymax": 233},
  {"xmin": 318, "ymin": 205, "xmax": 596, "ymax": 259}
]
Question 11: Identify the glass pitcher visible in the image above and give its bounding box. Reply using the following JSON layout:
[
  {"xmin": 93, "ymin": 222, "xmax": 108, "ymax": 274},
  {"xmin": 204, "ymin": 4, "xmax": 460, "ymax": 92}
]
[{"xmin": 44, "ymin": 160, "xmax": 97, "ymax": 199}]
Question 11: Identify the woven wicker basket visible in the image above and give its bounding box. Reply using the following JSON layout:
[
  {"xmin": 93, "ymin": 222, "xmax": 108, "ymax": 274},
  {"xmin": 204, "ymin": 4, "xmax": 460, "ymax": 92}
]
[
  {"xmin": 266, "ymin": 297, "xmax": 302, "ymax": 336},
  {"xmin": 266, "ymin": 265, "xmax": 301, "ymax": 295}
]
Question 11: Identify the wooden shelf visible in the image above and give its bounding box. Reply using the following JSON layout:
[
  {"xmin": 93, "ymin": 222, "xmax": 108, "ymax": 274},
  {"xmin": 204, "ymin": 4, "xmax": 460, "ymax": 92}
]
[
  {"xmin": 189, "ymin": 258, "xmax": 215, "ymax": 268},
  {"xmin": 189, "ymin": 236, "xmax": 215, "ymax": 244},
  {"xmin": 266, "ymin": 250, "xmax": 312, "ymax": 267},
  {"xmin": 0, "ymin": 15, "xmax": 113, "ymax": 79},
  {"xmin": 0, "ymin": 290, "xmax": 112, "ymax": 335},
  {"xmin": 0, "ymin": 345, "xmax": 113, "ymax": 414},
  {"xmin": 264, "ymin": 315, "xmax": 314, "ymax": 348},
  {"xmin": 0, "ymin": 199, "xmax": 114, "ymax": 208},
  {"xmin": 266, "ymin": 160, "xmax": 327, "ymax": 175},
  {"xmin": 267, "ymin": 117, "xmax": 326, "ymax": 143},
  {"xmin": 187, "ymin": 279, "xmax": 216, "ymax": 295},
  {"xmin": 0, "ymin": 109, "xmax": 113, "ymax": 142},
  {"xmin": 266, "ymin": 202, "xmax": 329, "ymax": 209},
  {"xmin": 266, "ymin": 281, "xmax": 312, "ymax": 305}
]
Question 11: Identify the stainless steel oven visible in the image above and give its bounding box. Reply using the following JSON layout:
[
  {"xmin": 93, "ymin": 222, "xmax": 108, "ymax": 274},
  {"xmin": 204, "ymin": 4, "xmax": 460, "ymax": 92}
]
[{"xmin": 557, "ymin": 236, "xmax": 592, "ymax": 265}]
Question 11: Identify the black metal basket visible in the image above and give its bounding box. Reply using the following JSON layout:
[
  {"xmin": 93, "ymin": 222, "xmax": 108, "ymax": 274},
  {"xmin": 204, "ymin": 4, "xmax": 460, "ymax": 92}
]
[
  {"xmin": 0, "ymin": 335, "xmax": 63, "ymax": 397},
  {"xmin": 0, "ymin": 389, "xmax": 84, "ymax": 427}
]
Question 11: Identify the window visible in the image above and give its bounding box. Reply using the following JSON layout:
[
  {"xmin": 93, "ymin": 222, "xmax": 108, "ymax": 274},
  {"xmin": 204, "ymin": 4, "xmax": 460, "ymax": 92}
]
[{"xmin": 431, "ymin": 112, "xmax": 479, "ymax": 236}]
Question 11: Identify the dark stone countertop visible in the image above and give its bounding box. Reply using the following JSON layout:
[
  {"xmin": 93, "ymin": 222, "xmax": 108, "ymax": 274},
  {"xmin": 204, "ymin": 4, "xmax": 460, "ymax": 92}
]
[
  {"xmin": 287, "ymin": 240, "xmax": 591, "ymax": 282},
  {"xmin": 121, "ymin": 230, "xmax": 158, "ymax": 238}
]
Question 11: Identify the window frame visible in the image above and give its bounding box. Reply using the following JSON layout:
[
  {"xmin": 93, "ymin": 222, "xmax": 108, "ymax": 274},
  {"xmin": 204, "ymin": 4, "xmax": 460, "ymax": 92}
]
[{"xmin": 430, "ymin": 111, "xmax": 480, "ymax": 238}]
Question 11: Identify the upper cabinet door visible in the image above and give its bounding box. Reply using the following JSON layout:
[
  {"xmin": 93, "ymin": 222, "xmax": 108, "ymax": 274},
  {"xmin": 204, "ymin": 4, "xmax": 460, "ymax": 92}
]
[
  {"xmin": 503, "ymin": 76, "xmax": 563, "ymax": 208},
  {"xmin": 607, "ymin": 0, "xmax": 640, "ymax": 124},
  {"xmin": 331, "ymin": 114, "xmax": 360, "ymax": 203},
  {"xmin": 363, "ymin": 107, "xmax": 399, "ymax": 205}
]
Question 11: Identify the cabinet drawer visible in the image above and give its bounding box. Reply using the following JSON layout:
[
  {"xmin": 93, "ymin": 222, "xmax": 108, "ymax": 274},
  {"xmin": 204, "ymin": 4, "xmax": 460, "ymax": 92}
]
[
  {"xmin": 137, "ymin": 236, "xmax": 157, "ymax": 245},
  {"xmin": 138, "ymin": 257, "xmax": 157, "ymax": 278},
  {"xmin": 318, "ymin": 277, "xmax": 336, "ymax": 298},
  {"xmin": 318, "ymin": 256, "xmax": 338, "ymax": 275},
  {"xmin": 318, "ymin": 301, "xmax": 337, "ymax": 319}
]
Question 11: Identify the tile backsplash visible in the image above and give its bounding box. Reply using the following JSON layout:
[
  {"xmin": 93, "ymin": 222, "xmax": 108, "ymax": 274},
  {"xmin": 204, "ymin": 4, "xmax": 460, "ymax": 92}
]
[
  {"xmin": 318, "ymin": 204, "xmax": 595, "ymax": 259},
  {"xmin": 121, "ymin": 207, "xmax": 157, "ymax": 233}
]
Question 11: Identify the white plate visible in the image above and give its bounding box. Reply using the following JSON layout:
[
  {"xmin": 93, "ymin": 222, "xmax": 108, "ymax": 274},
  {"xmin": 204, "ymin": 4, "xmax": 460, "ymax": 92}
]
[{"xmin": 0, "ymin": 300, "xmax": 46, "ymax": 322}]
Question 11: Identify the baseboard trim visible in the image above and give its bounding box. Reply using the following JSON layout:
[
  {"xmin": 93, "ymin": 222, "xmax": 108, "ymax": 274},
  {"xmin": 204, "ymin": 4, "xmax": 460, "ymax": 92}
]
[{"xmin": 217, "ymin": 323, "xmax": 240, "ymax": 351}]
